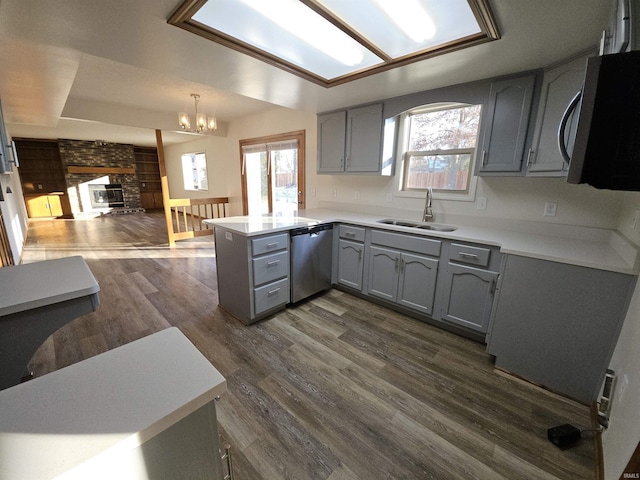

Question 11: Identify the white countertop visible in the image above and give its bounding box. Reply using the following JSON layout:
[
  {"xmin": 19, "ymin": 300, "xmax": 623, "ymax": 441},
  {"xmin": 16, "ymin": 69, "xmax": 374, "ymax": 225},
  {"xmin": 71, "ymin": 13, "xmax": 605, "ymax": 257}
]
[
  {"xmin": 204, "ymin": 208, "xmax": 640, "ymax": 274},
  {"xmin": 0, "ymin": 327, "xmax": 226, "ymax": 480},
  {"xmin": 0, "ymin": 256, "xmax": 100, "ymax": 316}
]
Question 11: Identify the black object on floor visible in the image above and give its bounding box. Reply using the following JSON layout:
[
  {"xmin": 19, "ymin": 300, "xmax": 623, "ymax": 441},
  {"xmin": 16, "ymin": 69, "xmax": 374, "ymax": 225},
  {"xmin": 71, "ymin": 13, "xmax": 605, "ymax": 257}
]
[{"xmin": 548, "ymin": 424, "xmax": 582, "ymax": 449}]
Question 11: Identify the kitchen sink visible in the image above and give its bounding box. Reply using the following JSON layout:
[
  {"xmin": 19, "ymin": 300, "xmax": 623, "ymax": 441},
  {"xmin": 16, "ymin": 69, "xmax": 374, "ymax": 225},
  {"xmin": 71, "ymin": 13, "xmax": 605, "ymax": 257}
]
[{"xmin": 377, "ymin": 219, "xmax": 457, "ymax": 232}]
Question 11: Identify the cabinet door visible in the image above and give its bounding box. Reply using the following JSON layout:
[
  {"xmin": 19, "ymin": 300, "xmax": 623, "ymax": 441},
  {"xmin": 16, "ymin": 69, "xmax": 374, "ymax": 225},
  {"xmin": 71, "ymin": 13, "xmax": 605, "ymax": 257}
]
[
  {"xmin": 440, "ymin": 263, "xmax": 497, "ymax": 333},
  {"xmin": 345, "ymin": 104, "xmax": 383, "ymax": 173},
  {"xmin": 477, "ymin": 75, "xmax": 536, "ymax": 174},
  {"xmin": 317, "ymin": 111, "xmax": 346, "ymax": 173},
  {"xmin": 367, "ymin": 245, "xmax": 400, "ymax": 302},
  {"xmin": 140, "ymin": 192, "xmax": 156, "ymax": 209},
  {"xmin": 528, "ymin": 56, "xmax": 586, "ymax": 176},
  {"xmin": 602, "ymin": 0, "xmax": 630, "ymax": 55},
  {"xmin": 153, "ymin": 191, "xmax": 164, "ymax": 209},
  {"xmin": 397, "ymin": 253, "xmax": 438, "ymax": 315},
  {"xmin": 26, "ymin": 195, "xmax": 62, "ymax": 218},
  {"xmin": 336, "ymin": 239, "xmax": 364, "ymax": 290}
]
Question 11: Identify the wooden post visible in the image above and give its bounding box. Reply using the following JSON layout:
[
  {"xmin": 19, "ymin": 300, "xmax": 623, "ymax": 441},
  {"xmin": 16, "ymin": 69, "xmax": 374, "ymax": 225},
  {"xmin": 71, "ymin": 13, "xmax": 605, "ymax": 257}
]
[{"xmin": 155, "ymin": 129, "xmax": 175, "ymax": 247}]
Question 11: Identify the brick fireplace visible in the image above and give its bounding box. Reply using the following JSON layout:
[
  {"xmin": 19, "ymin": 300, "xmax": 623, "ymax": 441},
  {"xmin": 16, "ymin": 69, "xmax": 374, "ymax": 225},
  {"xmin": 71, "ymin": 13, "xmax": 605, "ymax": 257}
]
[{"xmin": 58, "ymin": 139, "xmax": 142, "ymax": 216}]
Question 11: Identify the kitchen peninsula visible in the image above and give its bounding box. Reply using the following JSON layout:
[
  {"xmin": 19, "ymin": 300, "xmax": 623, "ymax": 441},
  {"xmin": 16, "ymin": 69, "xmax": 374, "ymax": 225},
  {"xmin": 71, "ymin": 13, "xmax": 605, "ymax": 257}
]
[{"xmin": 207, "ymin": 208, "xmax": 639, "ymax": 404}]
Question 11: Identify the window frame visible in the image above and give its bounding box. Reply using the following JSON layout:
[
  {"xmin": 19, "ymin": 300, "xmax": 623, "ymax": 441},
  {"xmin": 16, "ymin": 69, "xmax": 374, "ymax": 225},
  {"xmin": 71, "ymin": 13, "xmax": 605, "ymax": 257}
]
[
  {"xmin": 181, "ymin": 152, "xmax": 209, "ymax": 192},
  {"xmin": 394, "ymin": 102, "xmax": 482, "ymax": 202}
]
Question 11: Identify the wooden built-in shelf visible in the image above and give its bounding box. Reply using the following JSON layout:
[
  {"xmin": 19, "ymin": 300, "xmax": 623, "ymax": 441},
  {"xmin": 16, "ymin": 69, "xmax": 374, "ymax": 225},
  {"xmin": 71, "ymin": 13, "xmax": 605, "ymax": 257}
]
[{"xmin": 67, "ymin": 166, "xmax": 136, "ymax": 175}]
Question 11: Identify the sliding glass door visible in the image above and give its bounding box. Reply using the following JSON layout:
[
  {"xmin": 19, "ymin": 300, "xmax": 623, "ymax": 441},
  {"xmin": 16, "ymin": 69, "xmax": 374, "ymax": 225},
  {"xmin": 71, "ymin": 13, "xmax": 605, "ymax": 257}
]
[{"xmin": 241, "ymin": 131, "xmax": 305, "ymax": 216}]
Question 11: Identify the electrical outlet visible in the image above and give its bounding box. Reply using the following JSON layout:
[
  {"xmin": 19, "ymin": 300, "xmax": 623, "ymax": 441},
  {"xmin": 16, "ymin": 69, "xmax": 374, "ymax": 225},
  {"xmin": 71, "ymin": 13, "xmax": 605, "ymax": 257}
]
[
  {"xmin": 354, "ymin": 191, "xmax": 360, "ymax": 200},
  {"xmin": 311, "ymin": 188, "xmax": 316, "ymax": 197},
  {"xmin": 385, "ymin": 193, "xmax": 393, "ymax": 203},
  {"xmin": 544, "ymin": 201, "xmax": 558, "ymax": 217},
  {"xmin": 477, "ymin": 197, "xmax": 487, "ymax": 210},
  {"xmin": 332, "ymin": 188, "xmax": 338, "ymax": 198}
]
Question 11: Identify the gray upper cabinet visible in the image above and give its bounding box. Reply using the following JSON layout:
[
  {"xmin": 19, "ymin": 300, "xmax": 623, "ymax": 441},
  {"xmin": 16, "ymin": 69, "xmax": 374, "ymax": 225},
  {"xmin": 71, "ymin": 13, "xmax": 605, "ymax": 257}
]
[
  {"xmin": 476, "ymin": 74, "xmax": 537, "ymax": 175},
  {"xmin": 317, "ymin": 104, "xmax": 383, "ymax": 174},
  {"xmin": 317, "ymin": 111, "xmax": 346, "ymax": 173},
  {"xmin": 527, "ymin": 55, "xmax": 587, "ymax": 176},
  {"xmin": 601, "ymin": 0, "xmax": 631, "ymax": 55}
]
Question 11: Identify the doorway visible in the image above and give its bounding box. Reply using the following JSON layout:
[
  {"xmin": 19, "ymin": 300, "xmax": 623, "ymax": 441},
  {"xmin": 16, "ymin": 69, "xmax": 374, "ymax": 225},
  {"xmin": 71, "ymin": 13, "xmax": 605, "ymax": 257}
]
[{"xmin": 240, "ymin": 130, "xmax": 305, "ymax": 216}]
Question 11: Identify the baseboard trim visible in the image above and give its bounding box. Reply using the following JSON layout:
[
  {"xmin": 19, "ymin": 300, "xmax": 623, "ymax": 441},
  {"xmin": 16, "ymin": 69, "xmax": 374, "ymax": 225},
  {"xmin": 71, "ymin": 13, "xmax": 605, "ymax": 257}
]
[{"xmin": 591, "ymin": 402, "xmax": 605, "ymax": 480}]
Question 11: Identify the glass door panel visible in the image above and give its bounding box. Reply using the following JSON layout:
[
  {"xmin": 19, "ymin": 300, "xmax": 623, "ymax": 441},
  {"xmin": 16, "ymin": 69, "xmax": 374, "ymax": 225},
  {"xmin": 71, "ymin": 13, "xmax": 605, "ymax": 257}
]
[
  {"xmin": 271, "ymin": 146, "xmax": 298, "ymax": 214},
  {"xmin": 245, "ymin": 151, "xmax": 269, "ymax": 216}
]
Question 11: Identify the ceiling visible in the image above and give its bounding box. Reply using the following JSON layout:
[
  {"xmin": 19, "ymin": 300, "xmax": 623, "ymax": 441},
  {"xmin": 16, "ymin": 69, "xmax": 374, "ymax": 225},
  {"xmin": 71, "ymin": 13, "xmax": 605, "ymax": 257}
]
[{"xmin": 0, "ymin": 0, "xmax": 611, "ymax": 147}]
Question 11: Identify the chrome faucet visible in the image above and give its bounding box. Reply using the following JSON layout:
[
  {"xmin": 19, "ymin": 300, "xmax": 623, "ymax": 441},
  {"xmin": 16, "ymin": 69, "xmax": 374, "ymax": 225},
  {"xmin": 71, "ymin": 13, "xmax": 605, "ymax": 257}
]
[{"xmin": 422, "ymin": 187, "xmax": 433, "ymax": 222}]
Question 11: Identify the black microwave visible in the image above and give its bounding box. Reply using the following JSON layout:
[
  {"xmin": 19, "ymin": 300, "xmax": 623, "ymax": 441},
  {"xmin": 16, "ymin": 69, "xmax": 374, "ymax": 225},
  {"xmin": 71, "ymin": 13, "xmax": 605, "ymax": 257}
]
[{"xmin": 562, "ymin": 50, "xmax": 640, "ymax": 191}]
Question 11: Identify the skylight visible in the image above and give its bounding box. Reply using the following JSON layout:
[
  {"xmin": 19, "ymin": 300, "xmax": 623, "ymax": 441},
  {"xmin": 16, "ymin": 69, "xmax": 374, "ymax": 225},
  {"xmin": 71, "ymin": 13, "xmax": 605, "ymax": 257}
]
[{"xmin": 168, "ymin": 0, "xmax": 499, "ymax": 87}]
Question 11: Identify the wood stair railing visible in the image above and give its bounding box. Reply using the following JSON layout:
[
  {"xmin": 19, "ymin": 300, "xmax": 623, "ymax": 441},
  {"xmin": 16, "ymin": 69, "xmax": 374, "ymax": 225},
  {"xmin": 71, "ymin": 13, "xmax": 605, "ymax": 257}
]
[{"xmin": 161, "ymin": 174, "xmax": 229, "ymax": 246}]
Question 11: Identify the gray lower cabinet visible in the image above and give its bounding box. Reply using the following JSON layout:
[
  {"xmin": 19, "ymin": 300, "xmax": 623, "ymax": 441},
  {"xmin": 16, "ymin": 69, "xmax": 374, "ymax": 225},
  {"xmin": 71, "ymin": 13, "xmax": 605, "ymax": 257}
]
[
  {"xmin": 438, "ymin": 242, "xmax": 501, "ymax": 333},
  {"xmin": 366, "ymin": 229, "xmax": 441, "ymax": 316},
  {"xmin": 214, "ymin": 227, "xmax": 289, "ymax": 324},
  {"xmin": 486, "ymin": 254, "xmax": 636, "ymax": 403},
  {"xmin": 335, "ymin": 225, "xmax": 366, "ymax": 290},
  {"xmin": 367, "ymin": 246, "xmax": 438, "ymax": 315},
  {"xmin": 439, "ymin": 263, "xmax": 498, "ymax": 333}
]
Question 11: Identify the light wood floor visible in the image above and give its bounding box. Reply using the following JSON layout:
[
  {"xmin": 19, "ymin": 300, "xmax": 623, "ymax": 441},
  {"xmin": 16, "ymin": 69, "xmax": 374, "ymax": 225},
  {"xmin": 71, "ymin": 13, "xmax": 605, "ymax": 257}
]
[{"xmin": 22, "ymin": 212, "xmax": 596, "ymax": 480}]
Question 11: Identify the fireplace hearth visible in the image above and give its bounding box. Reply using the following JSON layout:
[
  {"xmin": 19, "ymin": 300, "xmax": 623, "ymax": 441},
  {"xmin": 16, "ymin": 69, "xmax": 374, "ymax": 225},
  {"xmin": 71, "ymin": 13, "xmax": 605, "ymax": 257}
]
[{"xmin": 88, "ymin": 184, "xmax": 125, "ymax": 208}]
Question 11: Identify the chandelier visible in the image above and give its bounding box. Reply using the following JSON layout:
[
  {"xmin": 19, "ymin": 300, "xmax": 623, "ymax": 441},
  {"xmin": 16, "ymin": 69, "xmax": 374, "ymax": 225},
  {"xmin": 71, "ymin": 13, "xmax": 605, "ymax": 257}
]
[{"xmin": 178, "ymin": 93, "xmax": 217, "ymax": 133}]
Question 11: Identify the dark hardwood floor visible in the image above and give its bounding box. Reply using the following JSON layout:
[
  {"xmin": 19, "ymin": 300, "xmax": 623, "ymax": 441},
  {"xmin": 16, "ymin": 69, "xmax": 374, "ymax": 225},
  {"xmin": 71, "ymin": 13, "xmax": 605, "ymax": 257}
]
[{"xmin": 22, "ymin": 212, "xmax": 596, "ymax": 479}]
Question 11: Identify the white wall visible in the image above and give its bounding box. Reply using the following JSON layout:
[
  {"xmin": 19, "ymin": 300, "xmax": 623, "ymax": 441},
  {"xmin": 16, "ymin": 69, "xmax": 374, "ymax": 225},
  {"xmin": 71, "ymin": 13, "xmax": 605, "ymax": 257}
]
[
  {"xmin": 0, "ymin": 156, "xmax": 28, "ymax": 264},
  {"xmin": 602, "ymin": 191, "xmax": 640, "ymax": 480},
  {"xmin": 163, "ymin": 135, "xmax": 230, "ymax": 201}
]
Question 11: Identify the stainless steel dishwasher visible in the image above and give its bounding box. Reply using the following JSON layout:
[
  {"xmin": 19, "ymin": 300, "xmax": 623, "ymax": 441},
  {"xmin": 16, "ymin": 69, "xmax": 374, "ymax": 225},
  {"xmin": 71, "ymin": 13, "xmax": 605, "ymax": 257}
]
[{"xmin": 290, "ymin": 223, "xmax": 333, "ymax": 303}]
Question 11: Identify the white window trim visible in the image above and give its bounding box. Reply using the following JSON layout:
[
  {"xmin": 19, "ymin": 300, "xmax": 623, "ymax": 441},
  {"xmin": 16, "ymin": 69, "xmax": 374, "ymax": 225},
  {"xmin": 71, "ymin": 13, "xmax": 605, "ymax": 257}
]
[
  {"xmin": 392, "ymin": 102, "xmax": 480, "ymax": 202},
  {"xmin": 181, "ymin": 152, "xmax": 209, "ymax": 191}
]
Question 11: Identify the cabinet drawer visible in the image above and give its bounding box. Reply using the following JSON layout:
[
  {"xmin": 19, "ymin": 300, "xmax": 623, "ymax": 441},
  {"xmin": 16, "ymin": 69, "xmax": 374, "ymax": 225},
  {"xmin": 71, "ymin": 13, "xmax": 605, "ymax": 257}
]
[
  {"xmin": 450, "ymin": 243, "xmax": 491, "ymax": 267},
  {"xmin": 252, "ymin": 251, "xmax": 289, "ymax": 286},
  {"xmin": 371, "ymin": 230, "xmax": 441, "ymax": 257},
  {"xmin": 339, "ymin": 224, "xmax": 365, "ymax": 242},
  {"xmin": 251, "ymin": 233, "xmax": 289, "ymax": 256},
  {"xmin": 254, "ymin": 278, "xmax": 289, "ymax": 314}
]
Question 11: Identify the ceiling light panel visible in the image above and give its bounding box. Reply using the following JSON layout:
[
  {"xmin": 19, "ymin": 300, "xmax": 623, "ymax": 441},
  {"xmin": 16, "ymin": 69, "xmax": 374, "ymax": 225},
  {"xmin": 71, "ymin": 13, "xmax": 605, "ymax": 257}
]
[
  {"xmin": 317, "ymin": 0, "xmax": 482, "ymax": 59},
  {"xmin": 169, "ymin": 0, "xmax": 499, "ymax": 86},
  {"xmin": 192, "ymin": 0, "xmax": 384, "ymax": 79}
]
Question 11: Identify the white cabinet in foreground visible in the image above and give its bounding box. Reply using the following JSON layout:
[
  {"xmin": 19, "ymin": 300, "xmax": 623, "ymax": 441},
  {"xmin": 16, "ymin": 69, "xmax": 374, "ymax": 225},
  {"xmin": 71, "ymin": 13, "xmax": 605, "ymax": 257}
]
[{"xmin": 0, "ymin": 327, "xmax": 228, "ymax": 480}]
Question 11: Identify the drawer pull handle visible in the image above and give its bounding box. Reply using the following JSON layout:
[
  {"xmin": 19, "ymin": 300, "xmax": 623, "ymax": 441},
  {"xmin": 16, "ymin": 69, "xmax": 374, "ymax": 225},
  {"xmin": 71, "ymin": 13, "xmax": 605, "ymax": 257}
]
[
  {"xmin": 458, "ymin": 252, "xmax": 479, "ymax": 259},
  {"xmin": 266, "ymin": 260, "xmax": 280, "ymax": 267},
  {"xmin": 266, "ymin": 242, "xmax": 279, "ymax": 248},
  {"xmin": 344, "ymin": 232, "xmax": 356, "ymax": 237},
  {"xmin": 267, "ymin": 288, "xmax": 281, "ymax": 296}
]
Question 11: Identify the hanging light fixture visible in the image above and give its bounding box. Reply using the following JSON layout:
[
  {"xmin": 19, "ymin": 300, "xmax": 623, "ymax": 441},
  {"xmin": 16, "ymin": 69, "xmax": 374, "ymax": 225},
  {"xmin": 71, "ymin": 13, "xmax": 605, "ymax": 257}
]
[{"xmin": 178, "ymin": 93, "xmax": 217, "ymax": 133}]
